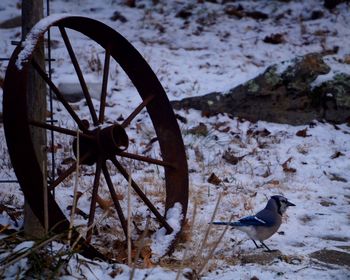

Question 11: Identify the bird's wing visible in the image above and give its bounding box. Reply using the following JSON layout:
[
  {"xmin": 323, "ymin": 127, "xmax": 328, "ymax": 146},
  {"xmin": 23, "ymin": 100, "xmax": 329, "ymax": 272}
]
[
  {"xmin": 255, "ymin": 209, "xmax": 276, "ymax": 227},
  {"xmin": 236, "ymin": 215, "xmax": 270, "ymax": 226},
  {"xmin": 211, "ymin": 221, "xmax": 237, "ymax": 226}
]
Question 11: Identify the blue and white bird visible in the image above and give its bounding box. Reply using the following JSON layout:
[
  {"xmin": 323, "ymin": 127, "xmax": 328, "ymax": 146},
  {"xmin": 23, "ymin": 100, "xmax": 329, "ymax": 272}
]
[{"xmin": 212, "ymin": 195, "xmax": 295, "ymax": 251}]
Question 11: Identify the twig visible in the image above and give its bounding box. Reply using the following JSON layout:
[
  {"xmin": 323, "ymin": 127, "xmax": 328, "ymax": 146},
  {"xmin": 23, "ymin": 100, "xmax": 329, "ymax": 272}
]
[
  {"xmin": 42, "ymin": 156, "xmax": 48, "ymax": 233},
  {"xmin": 197, "ymin": 214, "xmax": 233, "ymax": 276},
  {"xmin": 0, "ymin": 232, "xmax": 65, "ymax": 272},
  {"xmin": 70, "ymin": 209, "xmax": 110, "ymax": 251},
  {"xmin": 196, "ymin": 193, "xmax": 222, "ymax": 261},
  {"xmin": 68, "ymin": 129, "xmax": 80, "ymax": 243},
  {"xmin": 127, "ymin": 166, "xmax": 132, "ymax": 266},
  {"xmin": 130, "ymin": 217, "xmax": 150, "ymax": 280},
  {"xmin": 175, "ymin": 201, "xmax": 197, "ymax": 280}
]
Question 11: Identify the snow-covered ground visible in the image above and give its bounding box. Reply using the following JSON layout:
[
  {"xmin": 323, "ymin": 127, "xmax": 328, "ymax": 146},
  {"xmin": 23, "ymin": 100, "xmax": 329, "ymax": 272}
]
[{"xmin": 0, "ymin": 0, "xmax": 350, "ymax": 279}]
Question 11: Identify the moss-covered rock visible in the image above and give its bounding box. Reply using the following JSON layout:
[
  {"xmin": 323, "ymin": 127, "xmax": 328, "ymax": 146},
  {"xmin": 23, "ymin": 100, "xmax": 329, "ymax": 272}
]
[{"xmin": 172, "ymin": 53, "xmax": 350, "ymax": 125}]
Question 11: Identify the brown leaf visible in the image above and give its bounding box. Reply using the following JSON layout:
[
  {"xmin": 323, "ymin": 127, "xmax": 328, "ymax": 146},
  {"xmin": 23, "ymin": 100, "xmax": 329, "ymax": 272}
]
[
  {"xmin": 344, "ymin": 54, "xmax": 350, "ymax": 64},
  {"xmin": 267, "ymin": 180, "xmax": 280, "ymax": 186},
  {"xmin": 247, "ymin": 128, "xmax": 271, "ymax": 137},
  {"xmin": 109, "ymin": 267, "xmax": 124, "ymax": 278},
  {"xmin": 207, "ymin": 173, "xmax": 222, "ymax": 186},
  {"xmin": 141, "ymin": 246, "xmax": 153, "ymax": 268},
  {"xmin": 213, "ymin": 121, "xmax": 228, "ymax": 130},
  {"xmin": 219, "ymin": 126, "xmax": 230, "ymax": 133},
  {"xmin": 282, "ymin": 157, "xmax": 297, "ymax": 173},
  {"xmin": 296, "ymin": 128, "xmax": 310, "ymax": 137},
  {"xmin": 223, "ymin": 150, "xmax": 245, "ymax": 165},
  {"xmin": 330, "ymin": 151, "xmax": 344, "ymax": 159},
  {"xmin": 46, "ymin": 143, "xmax": 62, "ymax": 153},
  {"xmin": 0, "ymin": 204, "xmax": 21, "ymax": 226},
  {"xmin": 194, "ymin": 146, "xmax": 204, "ymax": 162},
  {"xmin": 188, "ymin": 122, "xmax": 208, "ymax": 136},
  {"xmin": 263, "ymin": 33, "xmax": 284, "ymax": 44},
  {"xmin": 61, "ymin": 157, "xmax": 75, "ymax": 165},
  {"xmin": 96, "ymin": 194, "xmax": 115, "ymax": 210},
  {"xmin": 225, "ymin": 5, "xmax": 244, "ymax": 18}
]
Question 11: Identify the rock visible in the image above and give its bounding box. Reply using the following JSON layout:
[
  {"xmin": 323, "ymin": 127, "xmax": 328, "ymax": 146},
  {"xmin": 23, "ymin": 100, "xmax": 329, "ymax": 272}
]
[
  {"xmin": 281, "ymin": 53, "xmax": 330, "ymax": 93},
  {"xmin": 310, "ymin": 249, "xmax": 350, "ymax": 267},
  {"xmin": 311, "ymin": 73, "xmax": 350, "ymax": 123},
  {"xmin": 172, "ymin": 53, "xmax": 350, "ymax": 125},
  {"xmin": 57, "ymin": 82, "xmax": 102, "ymax": 103},
  {"xmin": 0, "ymin": 16, "xmax": 21, "ymax": 29}
]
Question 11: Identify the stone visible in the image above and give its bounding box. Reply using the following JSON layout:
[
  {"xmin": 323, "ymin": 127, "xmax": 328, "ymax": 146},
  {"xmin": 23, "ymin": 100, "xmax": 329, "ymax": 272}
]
[
  {"xmin": 172, "ymin": 53, "xmax": 350, "ymax": 125},
  {"xmin": 57, "ymin": 82, "xmax": 102, "ymax": 103}
]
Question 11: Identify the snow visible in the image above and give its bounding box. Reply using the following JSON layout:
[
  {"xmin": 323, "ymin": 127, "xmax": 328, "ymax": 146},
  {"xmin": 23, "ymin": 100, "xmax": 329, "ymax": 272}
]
[
  {"xmin": 15, "ymin": 13, "xmax": 76, "ymax": 70},
  {"xmin": 1, "ymin": 0, "xmax": 350, "ymax": 279},
  {"xmin": 151, "ymin": 202, "xmax": 183, "ymax": 260}
]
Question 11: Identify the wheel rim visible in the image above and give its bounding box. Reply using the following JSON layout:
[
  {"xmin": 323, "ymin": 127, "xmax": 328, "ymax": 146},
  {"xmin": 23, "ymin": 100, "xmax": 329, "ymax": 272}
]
[{"xmin": 3, "ymin": 15, "xmax": 188, "ymax": 260}]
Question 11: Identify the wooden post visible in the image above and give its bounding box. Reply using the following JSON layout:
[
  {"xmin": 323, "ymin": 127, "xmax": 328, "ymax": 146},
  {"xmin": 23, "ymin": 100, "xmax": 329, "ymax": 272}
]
[{"xmin": 22, "ymin": 0, "xmax": 47, "ymax": 237}]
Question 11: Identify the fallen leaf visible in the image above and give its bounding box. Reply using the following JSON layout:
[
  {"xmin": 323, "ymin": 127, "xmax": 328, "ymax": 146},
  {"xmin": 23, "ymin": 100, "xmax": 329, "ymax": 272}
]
[
  {"xmin": 0, "ymin": 204, "xmax": 21, "ymax": 226},
  {"xmin": 222, "ymin": 150, "xmax": 245, "ymax": 165},
  {"xmin": 207, "ymin": 173, "xmax": 221, "ymax": 186},
  {"xmin": 188, "ymin": 122, "xmax": 208, "ymax": 136},
  {"xmin": 267, "ymin": 180, "xmax": 280, "ymax": 186},
  {"xmin": 219, "ymin": 126, "xmax": 230, "ymax": 133},
  {"xmin": 194, "ymin": 146, "xmax": 204, "ymax": 162},
  {"xmin": 247, "ymin": 128, "xmax": 271, "ymax": 137},
  {"xmin": 61, "ymin": 157, "xmax": 75, "ymax": 165},
  {"xmin": 296, "ymin": 128, "xmax": 310, "ymax": 137},
  {"xmin": 325, "ymin": 172, "xmax": 347, "ymax": 182},
  {"xmin": 330, "ymin": 151, "xmax": 344, "ymax": 159},
  {"xmin": 141, "ymin": 246, "xmax": 153, "ymax": 268},
  {"xmin": 96, "ymin": 194, "xmax": 115, "ymax": 210},
  {"xmin": 282, "ymin": 157, "xmax": 297, "ymax": 173},
  {"xmin": 263, "ymin": 33, "xmax": 284, "ymax": 44}
]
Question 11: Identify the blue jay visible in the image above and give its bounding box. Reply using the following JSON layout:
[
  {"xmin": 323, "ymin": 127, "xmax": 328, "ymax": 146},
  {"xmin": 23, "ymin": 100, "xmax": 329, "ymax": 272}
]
[{"xmin": 212, "ymin": 195, "xmax": 295, "ymax": 251}]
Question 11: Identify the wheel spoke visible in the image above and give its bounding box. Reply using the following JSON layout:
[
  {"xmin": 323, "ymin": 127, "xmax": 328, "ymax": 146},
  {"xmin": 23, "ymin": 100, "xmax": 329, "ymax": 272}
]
[
  {"xmin": 121, "ymin": 94, "xmax": 155, "ymax": 128},
  {"xmin": 99, "ymin": 46, "xmax": 111, "ymax": 124},
  {"xmin": 110, "ymin": 157, "xmax": 173, "ymax": 233},
  {"xmin": 48, "ymin": 153, "xmax": 90, "ymax": 191},
  {"xmin": 86, "ymin": 159, "xmax": 102, "ymax": 243},
  {"xmin": 59, "ymin": 26, "xmax": 99, "ymax": 126},
  {"xmin": 31, "ymin": 59, "xmax": 89, "ymax": 133},
  {"xmin": 101, "ymin": 162, "xmax": 128, "ymax": 239},
  {"xmin": 28, "ymin": 119, "xmax": 93, "ymax": 140},
  {"xmin": 118, "ymin": 151, "xmax": 175, "ymax": 168}
]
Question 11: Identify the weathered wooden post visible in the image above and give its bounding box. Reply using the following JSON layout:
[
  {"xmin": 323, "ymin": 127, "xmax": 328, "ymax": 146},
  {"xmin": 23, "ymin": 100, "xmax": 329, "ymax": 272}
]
[{"xmin": 22, "ymin": 0, "xmax": 47, "ymax": 237}]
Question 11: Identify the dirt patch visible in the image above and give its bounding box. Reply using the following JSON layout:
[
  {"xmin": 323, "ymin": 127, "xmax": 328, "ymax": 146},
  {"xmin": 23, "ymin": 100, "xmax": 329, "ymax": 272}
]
[
  {"xmin": 310, "ymin": 249, "xmax": 350, "ymax": 267},
  {"xmin": 241, "ymin": 250, "xmax": 282, "ymax": 265}
]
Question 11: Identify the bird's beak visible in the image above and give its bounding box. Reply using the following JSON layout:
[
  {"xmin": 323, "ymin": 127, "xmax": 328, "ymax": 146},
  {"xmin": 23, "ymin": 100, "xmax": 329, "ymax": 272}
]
[{"xmin": 287, "ymin": 201, "xmax": 295, "ymax": 207}]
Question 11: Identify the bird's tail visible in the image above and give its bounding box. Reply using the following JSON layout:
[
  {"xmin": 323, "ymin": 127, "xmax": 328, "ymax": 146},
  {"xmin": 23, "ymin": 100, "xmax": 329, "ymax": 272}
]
[{"xmin": 211, "ymin": 221, "xmax": 239, "ymax": 227}]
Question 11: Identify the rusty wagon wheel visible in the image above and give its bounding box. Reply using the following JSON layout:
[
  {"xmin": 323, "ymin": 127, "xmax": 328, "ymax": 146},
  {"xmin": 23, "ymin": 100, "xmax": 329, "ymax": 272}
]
[{"xmin": 3, "ymin": 15, "xmax": 188, "ymax": 261}]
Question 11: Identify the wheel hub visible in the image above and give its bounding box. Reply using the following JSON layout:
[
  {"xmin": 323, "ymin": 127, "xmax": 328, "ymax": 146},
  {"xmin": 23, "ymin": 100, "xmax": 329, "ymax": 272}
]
[{"xmin": 73, "ymin": 124, "xmax": 129, "ymax": 165}]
